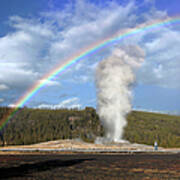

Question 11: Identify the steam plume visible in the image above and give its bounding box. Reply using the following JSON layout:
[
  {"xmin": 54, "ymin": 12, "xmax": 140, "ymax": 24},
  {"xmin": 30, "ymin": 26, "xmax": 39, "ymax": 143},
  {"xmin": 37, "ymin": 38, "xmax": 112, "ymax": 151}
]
[{"xmin": 96, "ymin": 45, "xmax": 144, "ymax": 142}]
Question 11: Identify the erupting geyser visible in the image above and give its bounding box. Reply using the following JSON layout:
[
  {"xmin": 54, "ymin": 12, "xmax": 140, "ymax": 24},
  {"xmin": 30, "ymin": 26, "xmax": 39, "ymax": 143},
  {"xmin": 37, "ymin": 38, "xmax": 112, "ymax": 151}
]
[{"xmin": 96, "ymin": 45, "xmax": 145, "ymax": 142}]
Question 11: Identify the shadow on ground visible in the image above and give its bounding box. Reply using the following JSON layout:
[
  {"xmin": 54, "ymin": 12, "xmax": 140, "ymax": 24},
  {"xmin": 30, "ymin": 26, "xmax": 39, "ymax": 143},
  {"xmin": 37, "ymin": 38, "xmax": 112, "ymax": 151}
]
[{"xmin": 0, "ymin": 158, "xmax": 94, "ymax": 179}]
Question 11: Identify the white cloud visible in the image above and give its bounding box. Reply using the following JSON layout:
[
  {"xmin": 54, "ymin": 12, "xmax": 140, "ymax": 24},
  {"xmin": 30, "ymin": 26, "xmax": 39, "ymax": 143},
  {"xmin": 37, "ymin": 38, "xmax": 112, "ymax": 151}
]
[
  {"xmin": 0, "ymin": 98, "xmax": 4, "ymax": 103},
  {"xmin": 45, "ymin": 0, "xmax": 138, "ymax": 64},
  {"xmin": 0, "ymin": 84, "xmax": 9, "ymax": 91},
  {"xmin": 0, "ymin": 22, "xmax": 54, "ymax": 91},
  {"xmin": 38, "ymin": 79, "xmax": 60, "ymax": 87},
  {"xmin": 0, "ymin": 62, "xmax": 39, "ymax": 89},
  {"xmin": 137, "ymin": 27, "xmax": 180, "ymax": 89},
  {"xmin": 37, "ymin": 97, "xmax": 81, "ymax": 109},
  {"xmin": 0, "ymin": 0, "xmax": 139, "ymax": 96},
  {"xmin": 8, "ymin": 104, "xmax": 16, "ymax": 108},
  {"xmin": 133, "ymin": 107, "xmax": 169, "ymax": 115}
]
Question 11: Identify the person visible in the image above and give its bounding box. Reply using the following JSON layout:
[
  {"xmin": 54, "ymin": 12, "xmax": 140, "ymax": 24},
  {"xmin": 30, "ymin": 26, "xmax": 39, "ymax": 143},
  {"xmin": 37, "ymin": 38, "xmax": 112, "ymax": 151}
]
[{"xmin": 154, "ymin": 141, "xmax": 158, "ymax": 150}]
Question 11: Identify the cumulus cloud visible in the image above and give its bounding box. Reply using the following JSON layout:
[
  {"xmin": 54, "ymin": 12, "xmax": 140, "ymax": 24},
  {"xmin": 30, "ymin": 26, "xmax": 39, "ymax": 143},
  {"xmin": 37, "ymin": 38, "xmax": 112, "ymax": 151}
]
[
  {"xmin": 37, "ymin": 97, "xmax": 81, "ymax": 109},
  {"xmin": 0, "ymin": 98, "xmax": 4, "ymax": 103},
  {"xmin": 0, "ymin": 84, "xmax": 9, "ymax": 91},
  {"xmin": 0, "ymin": 19, "xmax": 55, "ymax": 91},
  {"xmin": 38, "ymin": 79, "xmax": 61, "ymax": 87},
  {"xmin": 133, "ymin": 107, "xmax": 180, "ymax": 115},
  {"xmin": 0, "ymin": 0, "xmax": 139, "ymax": 104},
  {"xmin": 138, "ymin": 28, "xmax": 180, "ymax": 89},
  {"xmin": 8, "ymin": 104, "xmax": 16, "ymax": 108}
]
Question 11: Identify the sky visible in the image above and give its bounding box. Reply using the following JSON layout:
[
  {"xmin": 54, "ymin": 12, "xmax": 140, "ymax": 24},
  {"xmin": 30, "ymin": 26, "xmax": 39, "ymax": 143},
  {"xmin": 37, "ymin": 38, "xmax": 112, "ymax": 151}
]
[{"xmin": 0, "ymin": 0, "xmax": 180, "ymax": 114}]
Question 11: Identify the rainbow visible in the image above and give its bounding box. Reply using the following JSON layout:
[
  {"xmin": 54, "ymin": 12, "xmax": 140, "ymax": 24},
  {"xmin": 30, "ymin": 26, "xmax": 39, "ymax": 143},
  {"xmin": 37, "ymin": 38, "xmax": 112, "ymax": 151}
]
[{"xmin": 0, "ymin": 17, "xmax": 180, "ymax": 131}]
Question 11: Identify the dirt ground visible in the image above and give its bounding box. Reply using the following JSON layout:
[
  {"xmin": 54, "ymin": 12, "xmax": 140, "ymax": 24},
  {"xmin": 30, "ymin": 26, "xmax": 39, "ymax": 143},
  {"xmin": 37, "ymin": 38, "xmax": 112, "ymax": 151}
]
[
  {"xmin": 0, "ymin": 153, "xmax": 180, "ymax": 180},
  {"xmin": 0, "ymin": 139, "xmax": 154, "ymax": 150}
]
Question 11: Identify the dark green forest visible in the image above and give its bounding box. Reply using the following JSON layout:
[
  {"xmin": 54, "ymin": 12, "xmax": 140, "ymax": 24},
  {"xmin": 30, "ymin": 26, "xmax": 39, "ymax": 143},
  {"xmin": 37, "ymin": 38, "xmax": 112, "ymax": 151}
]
[{"xmin": 0, "ymin": 106, "xmax": 180, "ymax": 148}]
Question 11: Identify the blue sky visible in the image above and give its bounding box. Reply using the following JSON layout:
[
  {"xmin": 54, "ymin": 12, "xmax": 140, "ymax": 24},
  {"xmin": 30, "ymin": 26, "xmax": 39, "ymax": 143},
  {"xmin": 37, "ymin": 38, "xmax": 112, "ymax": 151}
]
[
  {"xmin": 0, "ymin": 0, "xmax": 180, "ymax": 114},
  {"xmin": 0, "ymin": 0, "xmax": 46, "ymax": 36}
]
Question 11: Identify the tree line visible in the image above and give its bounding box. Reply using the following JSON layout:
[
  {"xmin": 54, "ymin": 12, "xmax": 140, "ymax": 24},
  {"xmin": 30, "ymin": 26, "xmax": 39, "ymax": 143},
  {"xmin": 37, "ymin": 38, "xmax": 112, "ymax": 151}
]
[{"xmin": 0, "ymin": 106, "xmax": 180, "ymax": 148}]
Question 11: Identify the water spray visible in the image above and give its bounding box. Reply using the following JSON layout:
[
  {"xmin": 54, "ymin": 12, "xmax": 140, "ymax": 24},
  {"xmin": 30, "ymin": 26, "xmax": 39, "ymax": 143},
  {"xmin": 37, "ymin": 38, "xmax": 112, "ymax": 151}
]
[{"xmin": 96, "ymin": 45, "xmax": 144, "ymax": 142}]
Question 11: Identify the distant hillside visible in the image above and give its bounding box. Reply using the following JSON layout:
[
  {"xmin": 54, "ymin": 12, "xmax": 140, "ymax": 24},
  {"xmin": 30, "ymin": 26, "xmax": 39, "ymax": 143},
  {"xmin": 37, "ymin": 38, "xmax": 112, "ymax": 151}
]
[
  {"xmin": 0, "ymin": 107, "xmax": 180, "ymax": 148},
  {"xmin": 124, "ymin": 111, "xmax": 180, "ymax": 148}
]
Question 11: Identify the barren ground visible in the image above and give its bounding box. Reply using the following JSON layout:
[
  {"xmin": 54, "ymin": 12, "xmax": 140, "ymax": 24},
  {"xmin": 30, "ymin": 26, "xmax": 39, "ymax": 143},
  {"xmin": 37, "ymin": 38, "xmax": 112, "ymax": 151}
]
[
  {"xmin": 0, "ymin": 140, "xmax": 180, "ymax": 179},
  {"xmin": 0, "ymin": 139, "xmax": 162, "ymax": 152},
  {"xmin": 0, "ymin": 153, "xmax": 180, "ymax": 179}
]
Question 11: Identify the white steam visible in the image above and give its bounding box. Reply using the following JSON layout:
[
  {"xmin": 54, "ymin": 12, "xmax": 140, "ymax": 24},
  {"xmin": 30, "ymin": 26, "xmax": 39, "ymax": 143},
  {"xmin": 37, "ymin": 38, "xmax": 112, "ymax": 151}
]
[{"xmin": 96, "ymin": 45, "xmax": 145, "ymax": 142}]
